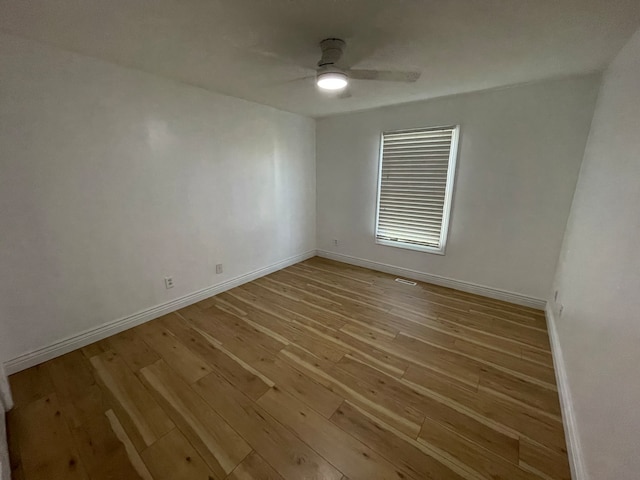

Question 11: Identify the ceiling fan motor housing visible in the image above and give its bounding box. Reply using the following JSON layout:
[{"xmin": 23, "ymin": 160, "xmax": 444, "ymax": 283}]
[{"xmin": 318, "ymin": 38, "xmax": 346, "ymax": 67}]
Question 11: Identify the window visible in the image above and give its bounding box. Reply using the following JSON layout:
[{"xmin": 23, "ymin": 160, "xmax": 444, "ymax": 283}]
[{"xmin": 375, "ymin": 125, "xmax": 459, "ymax": 254}]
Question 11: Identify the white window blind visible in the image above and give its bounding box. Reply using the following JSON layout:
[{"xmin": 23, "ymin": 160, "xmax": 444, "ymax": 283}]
[{"xmin": 375, "ymin": 125, "xmax": 459, "ymax": 254}]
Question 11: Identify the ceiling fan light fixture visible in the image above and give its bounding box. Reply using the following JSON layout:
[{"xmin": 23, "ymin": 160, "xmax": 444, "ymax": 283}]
[{"xmin": 316, "ymin": 71, "xmax": 348, "ymax": 90}]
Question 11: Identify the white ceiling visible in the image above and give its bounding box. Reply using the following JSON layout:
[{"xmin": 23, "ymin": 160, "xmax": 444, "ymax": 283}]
[{"xmin": 1, "ymin": 0, "xmax": 639, "ymax": 117}]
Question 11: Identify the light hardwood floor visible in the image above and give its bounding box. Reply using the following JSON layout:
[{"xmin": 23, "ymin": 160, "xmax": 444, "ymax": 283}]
[{"xmin": 7, "ymin": 257, "xmax": 570, "ymax": 480}]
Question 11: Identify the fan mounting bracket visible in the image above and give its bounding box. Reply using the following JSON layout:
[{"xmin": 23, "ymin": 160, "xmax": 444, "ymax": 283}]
[{"xmin": 318, "ymin": 38, "xmax": 346, "ymax": 67}]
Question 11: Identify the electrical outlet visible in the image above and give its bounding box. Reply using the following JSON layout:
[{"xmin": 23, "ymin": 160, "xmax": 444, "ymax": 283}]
[
  {"xmin": 333, "ymin": 239, "xmax": 338, "ymax": 246},
  {"xmin": 554, "ymin": 290, "xmax": 559, "ymax": 301},
  {"xmin": 164, "ymin": 277, "xmax": 174, "ymax": 289},
  {"xmin": 216, "ymin": 264, "xmax": 223, "ymax": 274}
]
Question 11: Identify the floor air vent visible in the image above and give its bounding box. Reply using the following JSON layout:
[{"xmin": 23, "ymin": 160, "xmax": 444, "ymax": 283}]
[{"xmin": 395, "ymin": 278, "xmax": 417, "ymax": 286}]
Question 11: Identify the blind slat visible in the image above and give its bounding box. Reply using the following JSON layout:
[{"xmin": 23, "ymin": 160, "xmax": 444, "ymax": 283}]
[
  {"xmin": 384, "ymin": 138, "xmax": 453, "ymax": 146},
  {"xmin": 378, "ymin": 220, "xmax": 444, "ymax": 231},
  {"xmin": 379, "ymin": 186, "xmax": 447, "ymax": 193},
  {"xmin": 383, "ymin": 170, "xmax": 449, "ymax": 174},
  {"xmin": 378, "ymin": 229, "xmax": 443, "ymax": 240},
  {"xmin": 381, "ymin": 175, "xmax": 448, "ymax": 181},
  {"xmin": 379, "ymin": 212, "xmax": 445, "ymax": 223},
  {"xmin": 379, "ymin": 203, "xmax": 445, "ymax": 212},
  {"xmin": 383, "ymin": 132, "xmax": 452, "ymax": 141},
  {"xmin": 383, "ymin": 146, "xmax": 451, "ymax": 153},
  {"xmin": 383, "ymin": 153, "xmax": 451, "ymax": 158},
  {"xmin": 377, "ymin": 232, "xmax": 441, "ymax": 243}
]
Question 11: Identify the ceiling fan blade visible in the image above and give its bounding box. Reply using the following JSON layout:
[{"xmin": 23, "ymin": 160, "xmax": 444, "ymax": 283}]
[
  {"xmin": 346, "ymin": 69, "xmax": 421, "ymax": 82},
  {"xmin": 266, "ymin": 74, "xmax": 315, "ymax": 87},
  {"xmin": 284, "ymin": 74, "xmax": 316, "ymax": 84}
]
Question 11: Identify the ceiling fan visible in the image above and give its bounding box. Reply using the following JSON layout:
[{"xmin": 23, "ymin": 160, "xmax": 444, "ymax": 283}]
[{"xmin": 279, "ymin": 38, "xmax": 421, "ymax": 98}]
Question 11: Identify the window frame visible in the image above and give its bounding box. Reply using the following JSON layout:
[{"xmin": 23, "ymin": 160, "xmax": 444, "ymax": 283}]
[{"xmin": 374, "ymin": 124, "xmax": 460, "ymax": 255}]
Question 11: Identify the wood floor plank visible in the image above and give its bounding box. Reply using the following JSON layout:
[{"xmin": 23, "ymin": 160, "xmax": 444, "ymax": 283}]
[
  {"xmin": 389, "ymin": 306, "xmax": 541, "ymax": 358},
  {"xmin": 281, "ymin": 276, "xmax": 549, "ymax": 384},
  {"xmin": 263, "ymin": 273, "xmax": 407, "ymax": 336},
  {"xmin": 104, "ymin": 410, "xmax": 154, "ymax": 480},
  {"xmin": 521, "ymin": 345, "xmax": 554, "ymax": 367},
  {"xmin": 258, "ymin": 387, "xmax": 407, "ymax": 480},
  {"xmin": 8, "ymin": 257, "xmax": 568, "ymax": 480},
  {"xmin": 439, "ymin": 311, "xmax": 551, "ymax": 351},
  {"xmin": 409, "ymin": 334, "xmax": 555, "ymax": 394},
  {"xmin": 47, "ymin": 350, "xmax": 108, "ymax": 428},
  {"xmin": 211, "ymin": 293, "xmax": 295, "ymax": 346},
  {"xmin": 134, "ymin": 317, "xmax": 212, "ymax": 383},
  {"xmin": 191, "ymin": 325, "xmax": 277, "ymax": 388},
  {"xmin": 192, "ymin": 306, "xmax": 286, "ymax": 356},
  {"xmin": 341, "ymin": 324, "xmax": 479, "ymax": 388},
  {"xmin": 218, "ymin": 290, "xmax": 350, "ymax": 362},
  {"xmin": 519, "ymin": 437, "xmax": 571, "ymax": 480},
  {"xmin": 280, "ymin": 345, "xmax": 423, "ymax": 437},
  {"xmin": 71, "ymin": 414, "xmax": 144, "ymax": 480},
  {"xmin": 159, "ymin": 312, "xmax": 272, "ymax": 400},
  {"xmin": 331, "ymin": 330, "xmax": 409, "ymax": 377},
  {"xmin": 233, "ymin": 277, "xmax": 332, "ymax": 316},
  {"xmin": 229, "ymin": 280, "xmax": 346, "ymax": 331},
  {"xmin": 227, "ymin": 284, "xmax": 408, "ymax": 377},
  {"xmin": 81, "ymin": 340, "xmax": 110, "ymax": 360},
  {"xmin": 418, "ymin": 416, "xmax": 539, "ymax": 480},
  {"xmin": 6, "ymin": 408, "xmax": 25, "ymax": 480},
  {"xmin": 478, "ymin": 365, "xmax": 561, "ymax": 415},
  {"xmin": 327, "ymin": 356, "xmax": 428, "ymax": 434},
  {"xmin": 302, "ymin": 258, "xmax": 547, "ymax": 326},
  {"xmin": 15, "ymin": 393, "xmax": 88, "ymax": 480},
  {"xmin": 187, "ymin": 313, "xmax": 281, "ymax": 381},
  {"xmin": 250, "ymin": 354, "xmax": 344, "ymax": 418},
  {"xmin": 8, "ymin": 364, "xmax": 54, "ymax": 408},
  {"xmin": 58, "ymin": 384, "xmax": 108, "ymax": 430},
  {"xmin": 90, "ymin": 350, "xmax": 175, "ymax": 450},
  {"xmin": 268, "ymin": 270, "xmax": 393, "ymax": 316},
  {"xmin": 193, "ymin": 370, "xmax": 343, "ymax": 480},
  {"xmin": 227, "ymin": 451, "xmax": 284, "ymax": 480},
  {"xmin": 337, "ymin": 354, "xmax": 520, "ymax": 463},
  {"xmin": 330, "ymin": 401, "xmax": 466, "ymax": 480},
  {"xmin": 292, "ymin": 262, "xmax": 469, "ymax": 320},
  {"xmin": 140, "ymin": 429, "xmax": 215, "ymax": 480},
  {"xmin": 48, "ymin": 350, "xmax": 98, "ymax": 391},
  {"xmin": 403, "ymin": 364, "xmax": 566, "ymax": 454},
  {"xmin": 140, "ymin": 360, "xmax": 251, "ymax": 478},
  {"xmin": 105, "ymin": 328, "xmax": 160, "ymax": 371},
  {"xmin": 453, "ymin": 338, "xmax": 557, "ymax": 385},
  {"xmin": 285, "ymin": 271, "xmax": 467, "ymax": 336}
]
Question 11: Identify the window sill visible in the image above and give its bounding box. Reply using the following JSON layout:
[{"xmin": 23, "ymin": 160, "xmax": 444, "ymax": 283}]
[{"xmin": 375, "ymin": 238, "xmax": 446, "ymax": 255}]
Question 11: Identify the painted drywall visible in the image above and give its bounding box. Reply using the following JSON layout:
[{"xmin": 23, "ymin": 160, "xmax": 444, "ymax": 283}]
[
  {"xmin": 550, "ymin": 27, "xmax": 640, "ymax": 480},
  {"xmin": 316, "ymin": 76, "xmax": 600, "ymax": 300},
  {"xmin": 0, "ymin": 34, "xmax": 316, "ymax": 365}
]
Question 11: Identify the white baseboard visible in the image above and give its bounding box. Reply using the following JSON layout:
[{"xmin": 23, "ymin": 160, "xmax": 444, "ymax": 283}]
[
  {"xmin": 3, "ymin": 250, "xmax": 316, "ymax": 375},
  {"xmin": 546, "ymin": 305, "xmax": 586, "ymax": 480},
  {"xmin": 317, "ymin": 250, "xmax": 546, "ymax": 309}
]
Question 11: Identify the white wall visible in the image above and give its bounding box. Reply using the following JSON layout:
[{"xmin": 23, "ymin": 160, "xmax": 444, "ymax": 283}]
[
  {"xmin": 316, "ymin": 76, "xmax": 600, "ymax": 301},
  {"xmin": 0, "ymin": 34, "xmax": 316, "ymax": 366},
  {"xmin": 550, "ymin": 28, "xmax": 640, "ymax": 480}
]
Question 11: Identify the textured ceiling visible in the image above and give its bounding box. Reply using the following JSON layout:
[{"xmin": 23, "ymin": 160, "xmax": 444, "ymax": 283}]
[{"xmin": 1, "ymin": 0, "xmax": 639, "ymax": 117}]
